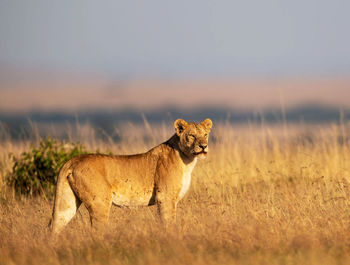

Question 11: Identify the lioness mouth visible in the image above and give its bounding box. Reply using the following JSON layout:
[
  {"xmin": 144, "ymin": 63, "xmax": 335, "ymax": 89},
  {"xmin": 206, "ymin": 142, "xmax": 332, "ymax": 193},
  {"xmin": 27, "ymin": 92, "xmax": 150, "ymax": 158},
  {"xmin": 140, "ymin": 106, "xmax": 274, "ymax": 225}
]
[{"xmin": 194, "ymin": 150, "xmax": 207, "ymax": 156}]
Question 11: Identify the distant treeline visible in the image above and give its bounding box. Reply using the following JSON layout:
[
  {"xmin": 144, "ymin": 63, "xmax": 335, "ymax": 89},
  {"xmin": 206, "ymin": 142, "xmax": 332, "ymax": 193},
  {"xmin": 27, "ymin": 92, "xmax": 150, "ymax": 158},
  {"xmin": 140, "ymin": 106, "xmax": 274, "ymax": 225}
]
[{"xmin": 0, "ymin": 104, "xmax": 348, "ymax": 140}]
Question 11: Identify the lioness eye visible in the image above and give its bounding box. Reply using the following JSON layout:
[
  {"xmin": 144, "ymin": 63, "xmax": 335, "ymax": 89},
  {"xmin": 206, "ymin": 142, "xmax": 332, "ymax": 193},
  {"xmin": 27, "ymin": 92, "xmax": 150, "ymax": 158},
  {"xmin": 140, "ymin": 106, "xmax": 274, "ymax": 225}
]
[
  {"xmin": 188, "ymin": 134, "xmax": 195, "ymax": 139},
  {"xmin": 204, "ymin": 134, "xmax": 208, "ymax": 138}
]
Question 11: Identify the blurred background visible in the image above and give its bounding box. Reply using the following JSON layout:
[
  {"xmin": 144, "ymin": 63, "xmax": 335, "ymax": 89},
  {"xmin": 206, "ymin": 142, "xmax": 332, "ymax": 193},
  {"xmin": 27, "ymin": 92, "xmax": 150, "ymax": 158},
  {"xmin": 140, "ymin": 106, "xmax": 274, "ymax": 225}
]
[{"xmin": 1, "ymin": 0, "xmax": 350, "ymax": 139}]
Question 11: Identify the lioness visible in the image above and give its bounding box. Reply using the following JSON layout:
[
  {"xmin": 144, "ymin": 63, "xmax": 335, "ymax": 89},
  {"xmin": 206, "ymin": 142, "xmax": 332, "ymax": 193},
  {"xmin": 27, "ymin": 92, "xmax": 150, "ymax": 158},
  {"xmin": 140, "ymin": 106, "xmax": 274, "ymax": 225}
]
[{"xmin": 51, "ymin": 118, "xmax": 212, "ymax": 233}]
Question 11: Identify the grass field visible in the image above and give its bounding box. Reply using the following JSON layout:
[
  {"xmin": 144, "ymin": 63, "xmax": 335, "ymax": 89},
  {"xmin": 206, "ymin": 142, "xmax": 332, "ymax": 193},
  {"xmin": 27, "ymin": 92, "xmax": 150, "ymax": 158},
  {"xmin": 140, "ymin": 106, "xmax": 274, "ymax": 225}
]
[{"xmin": 1, "ymin": 121, "xmax": 350, "ymax": 265}]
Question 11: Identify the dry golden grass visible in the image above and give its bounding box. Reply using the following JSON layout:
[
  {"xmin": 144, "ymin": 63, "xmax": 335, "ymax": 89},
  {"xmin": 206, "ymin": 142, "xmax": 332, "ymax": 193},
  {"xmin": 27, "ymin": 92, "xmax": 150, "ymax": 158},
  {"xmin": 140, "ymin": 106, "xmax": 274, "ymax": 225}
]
[{"xmin": 1, "ymin": 122, "xmax": 350, "ymax": 265}]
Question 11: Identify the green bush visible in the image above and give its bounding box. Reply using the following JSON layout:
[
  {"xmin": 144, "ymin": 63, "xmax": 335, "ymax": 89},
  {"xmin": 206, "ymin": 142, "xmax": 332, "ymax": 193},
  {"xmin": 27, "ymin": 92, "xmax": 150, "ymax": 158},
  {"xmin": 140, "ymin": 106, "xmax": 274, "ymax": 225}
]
[{"xmin": 7, "ymin": 138, "xmax": 88, "ymax": 197}]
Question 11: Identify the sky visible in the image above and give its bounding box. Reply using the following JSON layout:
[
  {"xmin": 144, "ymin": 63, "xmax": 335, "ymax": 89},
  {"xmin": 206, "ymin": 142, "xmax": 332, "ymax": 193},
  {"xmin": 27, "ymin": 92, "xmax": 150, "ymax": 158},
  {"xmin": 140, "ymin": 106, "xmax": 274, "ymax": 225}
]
[
  {"xmin": 1, "ymin": 0, "xmax": 350, "ymax": 79},
  {"xmin": 0, "ymin": 1, "xmax": 350, "ymax": 112}
]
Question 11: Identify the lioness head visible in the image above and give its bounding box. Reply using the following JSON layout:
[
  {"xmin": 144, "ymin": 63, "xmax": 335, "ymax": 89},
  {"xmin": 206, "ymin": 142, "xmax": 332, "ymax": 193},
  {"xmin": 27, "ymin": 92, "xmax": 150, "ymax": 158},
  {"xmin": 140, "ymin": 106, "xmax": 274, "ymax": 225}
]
[{"xmin": 174, "ymin": 118, "xmax": 213, "ymax": 159}]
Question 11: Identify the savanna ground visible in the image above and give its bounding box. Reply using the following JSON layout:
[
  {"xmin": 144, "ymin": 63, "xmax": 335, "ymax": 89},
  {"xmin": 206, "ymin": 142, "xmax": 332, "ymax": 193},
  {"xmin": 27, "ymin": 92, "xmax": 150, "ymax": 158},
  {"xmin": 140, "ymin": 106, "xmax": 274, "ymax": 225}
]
[{"xmin": 1, "ymin": 121, "xmax": 350, "ymax": 265}]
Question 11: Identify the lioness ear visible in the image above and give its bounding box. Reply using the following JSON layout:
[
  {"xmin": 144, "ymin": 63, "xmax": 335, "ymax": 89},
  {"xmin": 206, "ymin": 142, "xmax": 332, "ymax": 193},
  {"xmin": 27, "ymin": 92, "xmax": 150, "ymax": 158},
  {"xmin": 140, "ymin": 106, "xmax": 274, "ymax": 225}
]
[
  {"xmin": 174, "ymin": 119, "xmax": 188, "ymax": 136},
  {"xmin": 201, "ymin": 118, "xmax": 212, "ymax": 130}
]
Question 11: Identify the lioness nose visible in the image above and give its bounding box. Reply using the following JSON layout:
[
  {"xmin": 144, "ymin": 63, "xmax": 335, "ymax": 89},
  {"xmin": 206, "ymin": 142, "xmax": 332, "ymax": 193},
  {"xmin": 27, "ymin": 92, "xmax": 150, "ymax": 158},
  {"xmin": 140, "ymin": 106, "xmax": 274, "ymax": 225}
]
[{"xmin": 199, "ymin": 144, "xmax": 207, "ymax": 150}]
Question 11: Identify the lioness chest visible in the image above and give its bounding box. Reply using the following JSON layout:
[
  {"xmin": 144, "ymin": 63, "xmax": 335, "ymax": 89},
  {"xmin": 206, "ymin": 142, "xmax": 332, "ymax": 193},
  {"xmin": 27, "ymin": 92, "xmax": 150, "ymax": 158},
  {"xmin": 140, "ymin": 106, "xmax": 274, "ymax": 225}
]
[{"xmin": 178, "ymin": 158, "xmax": 197, "ymax": 200}]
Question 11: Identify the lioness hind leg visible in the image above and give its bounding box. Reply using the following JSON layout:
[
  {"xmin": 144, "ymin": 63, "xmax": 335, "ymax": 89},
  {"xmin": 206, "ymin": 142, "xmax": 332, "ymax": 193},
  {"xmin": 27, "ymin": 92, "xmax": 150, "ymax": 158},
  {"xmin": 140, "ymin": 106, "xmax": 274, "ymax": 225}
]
[
  {"xmin": 86, "ymin": 196, "xmax": 112, "ymax": 234},
  {"xmin": 51, "ymin": 179, "xmax": 81, "ymax": 234}
]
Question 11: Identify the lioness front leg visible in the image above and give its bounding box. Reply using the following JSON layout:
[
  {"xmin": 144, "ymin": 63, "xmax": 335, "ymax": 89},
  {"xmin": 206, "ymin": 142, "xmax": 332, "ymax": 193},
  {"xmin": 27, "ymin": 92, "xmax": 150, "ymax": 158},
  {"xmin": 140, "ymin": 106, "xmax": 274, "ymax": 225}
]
[{"xmin": 156, "ymin": 199, "xmax": 177, "ymax": 227}]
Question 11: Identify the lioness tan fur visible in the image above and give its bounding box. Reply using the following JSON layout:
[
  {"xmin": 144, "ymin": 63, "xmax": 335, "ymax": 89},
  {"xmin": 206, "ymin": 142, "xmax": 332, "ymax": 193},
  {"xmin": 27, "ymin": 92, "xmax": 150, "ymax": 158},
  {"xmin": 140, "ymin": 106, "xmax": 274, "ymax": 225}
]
[{"xmin": 51, "ymin": 118, "xmax": 212, "ymax": 233}]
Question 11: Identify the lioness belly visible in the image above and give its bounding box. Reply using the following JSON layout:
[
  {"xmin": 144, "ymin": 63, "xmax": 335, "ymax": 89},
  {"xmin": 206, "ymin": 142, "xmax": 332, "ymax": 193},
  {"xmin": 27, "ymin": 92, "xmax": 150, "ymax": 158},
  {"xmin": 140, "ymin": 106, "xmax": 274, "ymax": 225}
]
[{"xmin": 112, "ymin": 190, "xmax": 153, "ymax": 207}]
